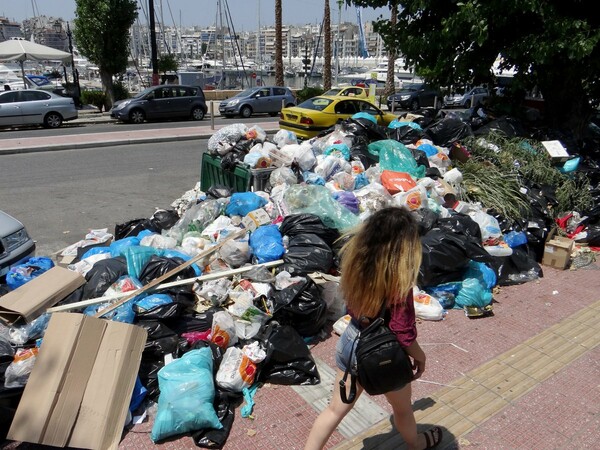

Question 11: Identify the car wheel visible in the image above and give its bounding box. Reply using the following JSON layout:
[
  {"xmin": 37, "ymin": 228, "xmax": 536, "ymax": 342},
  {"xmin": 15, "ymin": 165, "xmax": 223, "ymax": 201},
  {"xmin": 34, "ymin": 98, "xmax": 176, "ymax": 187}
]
[
  {"xmin": 191, "ymin": 106, "xmax": 205, "ymax": 121},
  {"xmin": 240, "ymin": 105, "xmax": 252, "ymax": 118},
  {"xmin": 410, "ymin": 99, "xmax": 420, "ymax": 111},
  {"xmin": 43, "ymin": 112, "xmax": 63, "ymax": 128},
  {"xmin": 129, "ymin": 109, "xmax": 145, "ymax": 124}
]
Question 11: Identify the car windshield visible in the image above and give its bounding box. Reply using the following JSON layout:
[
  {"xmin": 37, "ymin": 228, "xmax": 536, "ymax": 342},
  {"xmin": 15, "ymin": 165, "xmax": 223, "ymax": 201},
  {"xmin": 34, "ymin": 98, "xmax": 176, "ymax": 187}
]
[
  {"xmin": 401, "ymin": 83, "xmax": 423, "ymax": 91},
  {"xmin": 323, "ymin": 88, "xmax": 342, "ymax": 96},
  {"xmin": 134, "ymin": 87, "xmax": 154, "ymax": 99},
  {"xmin": 297, "ymin": 97, "xmax": 334, "ymax": 111},
  {"xmin": 232, "ymin": 88, "xmax": 256, "ymax": 98}
]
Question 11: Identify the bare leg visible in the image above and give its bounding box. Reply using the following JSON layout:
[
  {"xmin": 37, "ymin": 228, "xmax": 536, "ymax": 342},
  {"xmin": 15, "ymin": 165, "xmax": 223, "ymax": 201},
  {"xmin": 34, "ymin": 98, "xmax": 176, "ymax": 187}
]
[
  {"xmin": 383, "ymin": 383, "xmax": 427, "ymax": 450},
  {"xmin": 304, "ymin": 370, "xmax": 363, "ymax": 450}
]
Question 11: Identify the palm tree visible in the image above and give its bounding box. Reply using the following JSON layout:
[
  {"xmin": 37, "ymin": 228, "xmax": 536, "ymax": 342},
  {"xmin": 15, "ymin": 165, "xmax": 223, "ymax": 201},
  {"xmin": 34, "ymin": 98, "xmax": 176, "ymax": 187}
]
[
  {"xmin": 275, "ymin": 0, "xmax": 284, "ymax": 86},
  {"xmin": 323, "ymin": 0, "xmax": 332, "ymax": 90},
  {"xmin": 384, "ymin": 2, "xmax": 399, "ymax": 98}
]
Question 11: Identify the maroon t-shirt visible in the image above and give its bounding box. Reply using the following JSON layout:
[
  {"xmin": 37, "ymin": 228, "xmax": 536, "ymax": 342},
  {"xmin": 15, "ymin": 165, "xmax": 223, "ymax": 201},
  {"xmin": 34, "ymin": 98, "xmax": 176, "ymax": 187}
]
[{"xmin": 348, "ymin": 290, "xmax": 417, "ymax": 348}]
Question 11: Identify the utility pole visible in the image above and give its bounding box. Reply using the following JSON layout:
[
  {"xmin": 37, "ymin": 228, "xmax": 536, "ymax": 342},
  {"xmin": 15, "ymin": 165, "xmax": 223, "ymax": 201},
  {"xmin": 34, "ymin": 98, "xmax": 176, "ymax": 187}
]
[{"xmin": 149, "ymin": 0, "xmax": 159, "ymax": 85}]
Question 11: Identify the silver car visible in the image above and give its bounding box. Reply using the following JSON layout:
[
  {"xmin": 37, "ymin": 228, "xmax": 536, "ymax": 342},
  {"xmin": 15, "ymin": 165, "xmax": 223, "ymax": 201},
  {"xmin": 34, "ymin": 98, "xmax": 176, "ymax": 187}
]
[
  {"xmin": 444, "ymin": 86, "xmax": 490, "ymax": 108},
  {"xmin": 0, "ymin": 89, "xmax": 78, "ymax": 128},
  {"xmin": 219, "ymin": 86, "xmax": 296, "ymax": 118},
  {"xmin": 0, "ymin": 210, "xmax": 36, "ymax": 279}
]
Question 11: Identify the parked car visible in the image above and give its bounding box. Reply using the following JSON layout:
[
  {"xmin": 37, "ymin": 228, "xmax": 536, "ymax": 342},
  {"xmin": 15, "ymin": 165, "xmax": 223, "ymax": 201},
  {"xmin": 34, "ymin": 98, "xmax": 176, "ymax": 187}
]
[
  {"xmin": 279, "ymin": 95, "xmax": 397, "ymax": 140},
  {"xmin": 110, "ymin": 84, "xmax": 207, "ymax": 124},
  {"xmin": 0, "ymin": 89, "xmax": 78, "ymax": 129},
  {"xmin": 444, "ymin": 86, "xmax": 490, "ymax": 108},
  {"xmin": 219, "ymin": 86, "xmax": 296, "ymax": 118},
  {"xmin": 322, "ymin": 86, "xmax": 371, "ymax": 101},
  {"xmin": 387, "ymin": 83, "xmax": 443, "ymax": 111},
  {"xmin": 0, "ymin": 210, "xmax": 36, "ymax": 279}
]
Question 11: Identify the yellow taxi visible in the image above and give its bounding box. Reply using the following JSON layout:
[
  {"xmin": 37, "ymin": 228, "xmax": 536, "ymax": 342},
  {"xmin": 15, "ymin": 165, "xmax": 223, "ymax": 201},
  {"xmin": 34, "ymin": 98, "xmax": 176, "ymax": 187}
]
[
  {"xmin": 322, "ymin": 86, "xmax": 371, "ymax": 100},
  {"xmin": 278, "ymin": 96, "xmax": 397, "ymax": 140}
]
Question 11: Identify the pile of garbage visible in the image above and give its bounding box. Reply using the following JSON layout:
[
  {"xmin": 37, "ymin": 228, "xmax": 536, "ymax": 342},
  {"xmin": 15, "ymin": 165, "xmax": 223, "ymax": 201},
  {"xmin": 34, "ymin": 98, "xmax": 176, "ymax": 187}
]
[{"xmin": 1, "ymin": 106, "xmax": 600, "ymax": 447}]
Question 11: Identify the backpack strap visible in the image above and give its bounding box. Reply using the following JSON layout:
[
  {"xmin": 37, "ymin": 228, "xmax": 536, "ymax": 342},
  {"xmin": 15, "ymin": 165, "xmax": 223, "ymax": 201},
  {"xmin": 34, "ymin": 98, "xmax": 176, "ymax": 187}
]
[{"xmin": 339, "ymin": 333, "xmax": 359, "ymax": 404}]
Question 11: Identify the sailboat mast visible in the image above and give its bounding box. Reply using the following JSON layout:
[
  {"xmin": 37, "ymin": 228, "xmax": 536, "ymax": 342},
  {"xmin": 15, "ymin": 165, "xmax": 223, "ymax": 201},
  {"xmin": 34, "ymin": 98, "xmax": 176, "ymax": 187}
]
[{"xmin": 218, "ymin": 0, "xmax": 225, "ymax": 88}]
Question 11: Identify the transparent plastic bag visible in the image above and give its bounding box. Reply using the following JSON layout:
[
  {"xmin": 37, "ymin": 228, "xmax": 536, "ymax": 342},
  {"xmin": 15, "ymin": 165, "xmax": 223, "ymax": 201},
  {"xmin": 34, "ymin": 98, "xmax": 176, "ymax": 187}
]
[{"xmin": 4, "ymin": 347, "xmax": 39, "ymax": 388}]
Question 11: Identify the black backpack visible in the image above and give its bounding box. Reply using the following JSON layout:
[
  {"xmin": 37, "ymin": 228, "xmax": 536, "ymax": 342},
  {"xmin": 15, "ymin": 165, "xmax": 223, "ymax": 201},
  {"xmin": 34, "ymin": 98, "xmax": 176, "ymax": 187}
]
[{"xmin": 340, "ymin": 306, "xmax": 414, "ymax": 404}]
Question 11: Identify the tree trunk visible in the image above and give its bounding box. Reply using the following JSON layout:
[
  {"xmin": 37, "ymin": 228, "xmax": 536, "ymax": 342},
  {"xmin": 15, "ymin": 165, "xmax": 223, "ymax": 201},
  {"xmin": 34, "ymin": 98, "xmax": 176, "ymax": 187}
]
[
  {"xmin": 275, "ymin": 0, "xmax": 284, "ymax": 87},
  {"xmin": 323, "ymin": 1, "xmax": 332, "ymax": 90},
  {"xmin": 99, "ymin": 69, "xmax": 114, "ymax": 110},
  {"xmin": 384, "ymin": 3, "xmax": 398, "ymax": 98}
]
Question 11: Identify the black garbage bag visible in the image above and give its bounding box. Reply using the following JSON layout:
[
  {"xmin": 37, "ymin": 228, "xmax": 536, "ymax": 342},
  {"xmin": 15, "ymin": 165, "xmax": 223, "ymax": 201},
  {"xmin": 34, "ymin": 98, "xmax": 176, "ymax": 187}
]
[
  {"xmin": 340, "ymin": 117, "xmax": 389, "ymax": 141},
  {"xmin": 281, "ymin": 234, "xmax": 334, "ymax": 276},
  {"xmin": 75, "ymin": 242, "xmax": 110, "ymax": 262},
  {"xmin": 193, "ymin": 390, "xmax": 240, "ymax": 449},
  {"xmin": 409, "ymin": 147, "xmax": 430, "ymax": 168},
  {"xmin": 207, "ymin": 184, "xmax": 234, "ymax": 199},
  {"xmin": 82, "ymin": 257, "xmax": 128, "ymax": 299},
  {"xmin": 221, "ymin": 150, "xmax": 246, "ymax": 172},
  {"xmin": 115, "ymin": 217, "xmax": 157, "ymax": 240},
  {"xmin": 411, "ymin": 208, "xmax": 440, "ymax": 235},
  {"xmin": 419, "ymin": 226, "xmax": 492, "ymax": 287},
  {"xmin": 386, "ymin": 124, "xmax": 425, "ymax": 145},
  {"xmin": 280, "ymin": 213, "xmax": 341, "ymax": 247},
  {"xmin": 150, "ymin": 209, "xmax": 180, "ymax": 232},
  {"xmin": 133, "ymin": 294, "xmax": 193, "ymax": 321},
  {"xmin": 138, "ymin": 359, "xmax": 163, "ymax": 401},
  {"xmin": 437, "ymin": 213, "xmax": 484, "ymax": 242},
  {"xmin": 137, "ymin": 320, "xmax": 181, "ymax": 360},
  {"xmin": 488, "ymin": 246, "xmax": 544, "ymax": 286},
  {"xmin": 424, "ymin": 117, "xmax": 473, "ymax": 148},
  {"xmin": 472, "ymin": 116, "xmax": 529, "ymax": 138},
  {"xmin": 164, "ymin": 308, "xmax": 218, "ymax": 335},
  {"xmin": 574, "ymin": 224, "xmax": 600, "ymax": 246},
  {"xmin": 349, "ymin": 135, "xmax": 374, "ymax": 168},
  {"xmin": 256, "ymin": 321, "xmax": 320, "ymax": 385},
  {"xmin": 272, "ymin": 277, "xmax": 327, "ymax": 337},
  {"xmin": 138, "ymin": 255, "xmax": 196, "ymax": 287}
]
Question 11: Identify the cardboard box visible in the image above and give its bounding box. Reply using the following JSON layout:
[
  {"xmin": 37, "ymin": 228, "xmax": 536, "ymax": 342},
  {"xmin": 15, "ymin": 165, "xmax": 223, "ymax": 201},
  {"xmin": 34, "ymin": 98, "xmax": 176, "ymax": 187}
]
[
  {"xmin": 0, "ymin": 266, "xmax": 85, "ymax": 325},
  {"xmin": 8, "ymin": 313, "xmax": 147, "ymax": 449},
  {"xmin": 541, "ymin": 140, "xmax": 570, "ymax": 162},
  {"xmin": 542, "ymin": 235, "xmax": 574, "ymax": 269}
]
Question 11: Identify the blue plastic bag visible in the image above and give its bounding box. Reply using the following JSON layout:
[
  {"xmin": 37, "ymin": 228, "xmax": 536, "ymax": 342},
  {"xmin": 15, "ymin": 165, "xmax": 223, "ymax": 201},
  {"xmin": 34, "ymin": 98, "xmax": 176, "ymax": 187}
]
[
  {"xmin": 249, "ymin": 225, "xmax": 285, "ymax": 263},
  {"xmin": 388, "ymin": 119, "xmax": 423, "ymax": 130},
  {"xmin": 225, "ymin": 192, "xmax": 268, "ymax": 217},
  {"xmin": 464, "ymin": 261, "xmax": 497, "ymax": 290},
  {"xmin": 353, "ymin": 172, "xmax": 369, "ymax": 190},
  {"xmin": 151, "ymin": 348, "xmax": 222, "ymax": 442},
  {"xmin": 302, "ymin": 171, "xmax": 326, "ymax": 186},
  {"xmin": 6, "ymin": 257, "xmax": 55, "ymax": 290},
  {"xmin": 134, "ymin": 293, "xmax": 173, "ymax": 313},
  {"xmin": 129, "ymin": 376, "xmax": 147, "ymax": 412},
  {"xmin": 417, "ymin": 143, "xmax": 439, "ymax": 157},
  {"xmin": 83, "ymin": 276, "xmax": 143, "ymax": 323},
  {"xmin": 332, "ymin": 191, "xmax": 360, "ymax": 214},
  {"xmin": 324, "ymin": 143, "xmax": 351, "ymax": 161},
  {"xmin": 504, "ymin": 231, "xmax": 528, "ymax": 248},
  {"xmin": 162, "ymin": 249, "xmax": 203, "ymax": 276},
  {"xmin": 109, "ymin": 236, "xmax": 141, "ymax": 258},
  {"xmin": 123, "ymin": 246, "xmax": 161, "ymax": 279},
  {"xmin": 352, "ymin": 111, "xmax": 377, "ymax": 124},
  {"xmin": 80, "ymin": 246, "xmax": 111, "ymax": 260},
  {"xmin": 368, "ymin": 140, "xmax": 426, "ymax": 178},
  {"xmin": 455, "ymin": 278, "xmax": 493, "ymax": 308}
]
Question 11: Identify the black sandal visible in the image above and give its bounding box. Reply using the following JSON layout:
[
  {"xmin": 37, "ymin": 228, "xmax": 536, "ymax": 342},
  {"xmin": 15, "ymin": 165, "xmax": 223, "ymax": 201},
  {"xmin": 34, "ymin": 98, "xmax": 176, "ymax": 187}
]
[{"xmin": 423, "ymin": 426, "xmax": 443, "ymax": 449}]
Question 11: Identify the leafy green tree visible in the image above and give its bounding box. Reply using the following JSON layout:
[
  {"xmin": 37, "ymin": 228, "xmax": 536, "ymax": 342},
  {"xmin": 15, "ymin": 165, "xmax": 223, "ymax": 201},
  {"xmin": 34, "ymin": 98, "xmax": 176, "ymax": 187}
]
[
  {"xmin": 158, "ymin": 53, "xmax": 178, "ymax": 75},
  {"xmin": 74, "ymin": 0, "xmax": 138, "ymax": 107},
  {"xmin": 346, "ymin": 0, "xmax": 600, "ymax": 138}
]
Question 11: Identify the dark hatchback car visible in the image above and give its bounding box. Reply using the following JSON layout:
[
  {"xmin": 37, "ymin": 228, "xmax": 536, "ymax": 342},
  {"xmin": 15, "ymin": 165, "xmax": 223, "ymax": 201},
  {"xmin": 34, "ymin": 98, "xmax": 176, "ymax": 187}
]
[
  {"xmin": 111, "ymin": 84, "xmax": 207, "ymax": 124},
  {"xmin": 219, "ymin": 86, "xmax": 296, "ymax": 118},
  {"xmin": 387, "ymin": 82, "xmax": 443, "ymax": 111}
]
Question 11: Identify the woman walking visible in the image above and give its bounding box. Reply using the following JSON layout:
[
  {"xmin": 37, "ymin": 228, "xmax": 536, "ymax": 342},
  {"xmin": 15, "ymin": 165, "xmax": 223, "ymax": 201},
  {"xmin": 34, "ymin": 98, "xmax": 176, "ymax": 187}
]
[{"xmin": 304, "ymin": 207, "xmax": 442, "ymax": 450}]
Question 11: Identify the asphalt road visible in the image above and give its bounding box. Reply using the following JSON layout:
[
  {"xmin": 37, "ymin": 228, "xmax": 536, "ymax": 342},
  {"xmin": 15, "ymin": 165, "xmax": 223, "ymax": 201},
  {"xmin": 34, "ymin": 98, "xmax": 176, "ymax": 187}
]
[{"xmin": 0, "ymin": 139, "xmax": 205, "ymax": 258}]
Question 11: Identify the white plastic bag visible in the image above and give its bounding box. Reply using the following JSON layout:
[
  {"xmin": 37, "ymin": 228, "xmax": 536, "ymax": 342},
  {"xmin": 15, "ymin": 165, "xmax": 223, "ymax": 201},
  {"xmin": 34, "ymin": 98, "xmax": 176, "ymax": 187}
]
[
  {"xmin": 414, "ymin": 291, "xmax": 445, "ymax": 321},
  {"xmin": 215, "ymin": 346, "xmax": 257, "ymax": 392},
  {"xmin": 210, "ymin": 310, "xmax": 238, "ymax": 348}
]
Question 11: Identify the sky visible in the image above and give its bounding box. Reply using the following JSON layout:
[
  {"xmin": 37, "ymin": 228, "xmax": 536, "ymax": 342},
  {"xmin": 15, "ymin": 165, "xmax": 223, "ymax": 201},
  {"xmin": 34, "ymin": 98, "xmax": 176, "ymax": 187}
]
[{"xmin": 1, "ymin": 0, "xmax": 388, "ymax": 30}]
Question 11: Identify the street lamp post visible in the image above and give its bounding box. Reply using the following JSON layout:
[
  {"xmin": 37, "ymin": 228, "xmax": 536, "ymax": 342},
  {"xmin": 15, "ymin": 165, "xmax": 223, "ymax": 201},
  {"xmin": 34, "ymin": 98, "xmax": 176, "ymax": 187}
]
[{"xmin": 54, "ymin": 21, "xmax": 82, "ymax": 107}]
